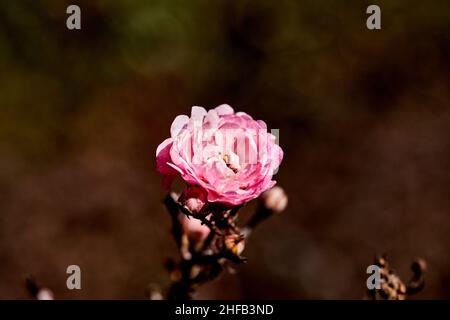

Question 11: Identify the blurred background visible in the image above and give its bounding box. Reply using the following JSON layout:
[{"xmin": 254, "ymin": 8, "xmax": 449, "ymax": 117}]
[{"xmin": 0, "ymin": 0, "xmax": 449, "ymax": 299}]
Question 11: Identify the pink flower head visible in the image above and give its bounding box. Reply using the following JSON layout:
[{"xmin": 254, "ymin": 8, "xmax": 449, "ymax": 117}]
[{"xmin": 156, "ymin": 105, "xmax": 283, "ymax": 206}]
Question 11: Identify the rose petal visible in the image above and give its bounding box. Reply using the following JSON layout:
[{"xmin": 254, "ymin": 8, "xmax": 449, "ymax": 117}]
[
  {"xmin": 190, "ymin": 106, "xmax": 207, "ymax": 125},
  {"xmin": 170, "ymin": 115, "xmax": 189, "ymax": 138},
  {"xmin": 215, "ymin": 104, "xmax": 234, "ymax": 116}
]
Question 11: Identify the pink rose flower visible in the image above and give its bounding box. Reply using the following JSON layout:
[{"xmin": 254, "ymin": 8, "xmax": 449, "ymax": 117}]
[{"xmin": 156, "ymin": 105, "xmax": 283, "ymax": 206}]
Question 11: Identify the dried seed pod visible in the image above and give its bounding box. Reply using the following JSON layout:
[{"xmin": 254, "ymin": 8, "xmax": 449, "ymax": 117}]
[
  {"xmin": 407, "ymin": 258, "xmax": 427, "ymax": 294},
  {"xmin": 366, "ymin": 255, "xmax": 426, "ymax": 300}
]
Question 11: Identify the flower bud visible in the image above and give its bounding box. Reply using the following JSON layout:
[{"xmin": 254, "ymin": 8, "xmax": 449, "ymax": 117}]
[
  {"xmin": 147, "ymin": 284, "xmax": 163, "ymax": 300},
  {"xmin": 179, "ymin": 214, "xmax": 210, "ymax": 244},
  {"xmin": 261, "ymin": 186, "xmax": 288, "ymax": 213},
  {"xmin": 178, "ymin": 186, "xmax": 208, "ymax": 215},
  {"xmin": 36, "ymin": 288, "xmax": 54, "ymax": 300}
]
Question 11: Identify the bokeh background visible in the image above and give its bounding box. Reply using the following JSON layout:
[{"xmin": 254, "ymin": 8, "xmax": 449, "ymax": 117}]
[{"xmin": 0, "ymin": 0, "xmax": 449, "ymax": 299}]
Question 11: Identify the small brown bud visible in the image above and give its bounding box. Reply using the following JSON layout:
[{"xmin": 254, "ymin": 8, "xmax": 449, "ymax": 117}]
[
  {"xmin": 190, "ymin": 265, "xmax": 202, "ymax": 279},
  {"xmin": 224, "ymin": 234, "xmax": 245, "ymax": 256},
  {"xmin": 170, "ymin": 269, "xmax": 182, "ymax": 282}
]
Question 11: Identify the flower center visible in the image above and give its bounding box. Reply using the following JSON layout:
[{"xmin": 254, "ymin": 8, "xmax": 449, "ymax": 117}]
[{"xmin": 223, "ymin": 154, "xmax": 239, "ymax": 173}]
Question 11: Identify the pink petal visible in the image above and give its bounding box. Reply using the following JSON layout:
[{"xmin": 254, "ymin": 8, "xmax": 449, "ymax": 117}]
[
  {"xmin": 156, "ymin": 137, "xmax": 173, "ymax": 158},
  {"xmin": 170, "ymin": 115, "xmax": 189, "ymax": 138},
  {"xmin": 204, "ymin": 109, "xmax": 220, "ymax": 128},
  {"xmin": 190, "ymin": 106, "xmax": 207, "ymax": 125},
  {"xmin": 215, "ymin": 104, "xmax": 234, "ymax": 116},
  {"xmin": 156, "ymin": 138, "xmax": 178, "ymax": 189}
]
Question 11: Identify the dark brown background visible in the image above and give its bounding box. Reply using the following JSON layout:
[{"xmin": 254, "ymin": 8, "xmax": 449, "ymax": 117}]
[{"xmin": 0, "ymin": 0, "xmax": 449, "ymax": 299}]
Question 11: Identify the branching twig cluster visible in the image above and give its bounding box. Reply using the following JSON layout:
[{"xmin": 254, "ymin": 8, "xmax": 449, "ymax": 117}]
[{"xmin": 157, "ymin": 187, "xmax": 287, "ymax": 300}]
